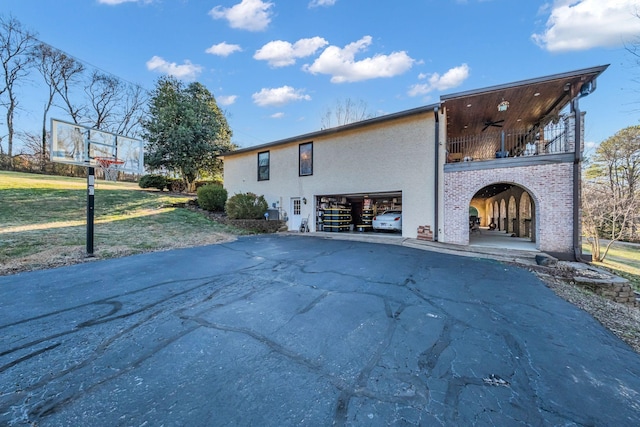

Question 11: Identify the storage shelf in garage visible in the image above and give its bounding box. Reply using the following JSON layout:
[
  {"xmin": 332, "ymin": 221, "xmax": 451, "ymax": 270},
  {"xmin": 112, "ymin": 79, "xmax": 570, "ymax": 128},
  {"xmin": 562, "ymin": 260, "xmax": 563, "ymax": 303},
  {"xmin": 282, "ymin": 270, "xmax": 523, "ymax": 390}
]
[{"xmin": 323, "ymin": 207, "xmax": 351, "ymax": 232}]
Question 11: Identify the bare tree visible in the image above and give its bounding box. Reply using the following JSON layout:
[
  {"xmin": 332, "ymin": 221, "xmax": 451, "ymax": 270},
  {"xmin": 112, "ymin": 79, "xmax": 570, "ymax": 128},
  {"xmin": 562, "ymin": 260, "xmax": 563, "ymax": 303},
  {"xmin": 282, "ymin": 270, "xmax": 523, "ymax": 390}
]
[
  {"xmin": 0, "ymin": 15, "xmax": 36, "ymax": 168},
  {"xmin": 52, "ymin": 52, "xmax": 86, "ymax": 125},
  {"xmin": 85, "ymin": 70, "xmax": 123, "ymax": 131},
  {"xmin": 320, "ymin": 98, "xmax": 375, "ymax": 129},
  {"xmin": 32, "ymin": 43, "xmax": 83, "ymax": 166},
  {"xmin": 84, "ymin": 71, "xmax": 147, "ymax": 139},
  {"xmin": 583, "ymin": 125, "xmax": 640, "ymax": 261},
  {"xmin": 583, "ymin": 179, "xmax": 638, "ymax": 261},
  {"xmin": 15, "ymin": 130, "xmax": 45, "ymax": 171},
  {"xmin": 626, "ymin": 9, "xmax": 640, "ymax": 110},
  {"xmin": 114, "ymin": 83, "xmax": 147, "ymax": 137}
]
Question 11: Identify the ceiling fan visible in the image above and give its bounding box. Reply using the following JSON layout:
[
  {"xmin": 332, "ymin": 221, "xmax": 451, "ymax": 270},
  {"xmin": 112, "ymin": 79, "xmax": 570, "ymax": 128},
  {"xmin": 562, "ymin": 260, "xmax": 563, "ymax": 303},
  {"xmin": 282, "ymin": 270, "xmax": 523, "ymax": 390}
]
[{"xmin": 482, "ymin": 119, "xmax": 505, "ymax": 131}]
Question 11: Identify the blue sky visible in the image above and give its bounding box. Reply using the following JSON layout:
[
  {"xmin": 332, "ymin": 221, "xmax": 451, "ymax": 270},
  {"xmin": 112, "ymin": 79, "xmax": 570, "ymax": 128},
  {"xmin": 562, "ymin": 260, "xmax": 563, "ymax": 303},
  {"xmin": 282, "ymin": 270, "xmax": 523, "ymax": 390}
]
[{"xmin": 3, "ymin": 0, "xmax": 640, "ymax": 152}]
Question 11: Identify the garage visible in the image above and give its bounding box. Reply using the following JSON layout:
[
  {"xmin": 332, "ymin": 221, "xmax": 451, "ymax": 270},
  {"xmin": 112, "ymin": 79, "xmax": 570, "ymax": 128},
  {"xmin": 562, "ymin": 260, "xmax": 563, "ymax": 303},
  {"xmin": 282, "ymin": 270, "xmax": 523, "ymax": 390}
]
[{"xmin": 315, "ymin": 191, "xmax": 402, "ymax": 233}]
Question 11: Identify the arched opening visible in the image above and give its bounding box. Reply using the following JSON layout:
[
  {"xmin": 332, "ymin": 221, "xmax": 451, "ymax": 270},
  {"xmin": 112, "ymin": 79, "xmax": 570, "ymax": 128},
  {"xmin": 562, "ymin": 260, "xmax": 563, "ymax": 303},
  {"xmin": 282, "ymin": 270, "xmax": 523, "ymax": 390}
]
[
  {"xmin": 468, "ymin": 183, "xmax": 537, "ymax": 250},
  {"xmin": 508, "ymin": 196, "xmax": 517, "ymax": 234},
  {"xmin": 519, "ymin": 192, "xmax": 534, "ymax": 240}
]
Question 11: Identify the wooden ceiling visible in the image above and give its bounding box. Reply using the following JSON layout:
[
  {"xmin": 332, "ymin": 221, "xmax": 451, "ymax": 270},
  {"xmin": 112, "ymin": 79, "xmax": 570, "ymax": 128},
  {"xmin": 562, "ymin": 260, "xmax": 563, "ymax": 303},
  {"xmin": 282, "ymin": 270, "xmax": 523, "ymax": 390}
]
[{"xmin": 441, "ymin": 65, "xmax": 609, "ymax": 139}]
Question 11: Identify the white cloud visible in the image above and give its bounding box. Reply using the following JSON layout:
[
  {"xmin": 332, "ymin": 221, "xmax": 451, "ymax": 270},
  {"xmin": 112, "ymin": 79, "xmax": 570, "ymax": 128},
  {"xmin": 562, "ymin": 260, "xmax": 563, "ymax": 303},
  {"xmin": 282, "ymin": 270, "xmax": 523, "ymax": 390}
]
[
  {"xmin": 209, "ymin": 0, "xmax": 274, "ymax": 32},
  {"xmin": 252, "ymin": 86, "xmax": 311, "ymax": 107},
  {"xmin": 206, "ymin": 42, "xmax": 243, "ymax": 57},
  {"xmin": 217, "ymin": 95, "xmax": 238, "ymax": 106},
  {"xmin": 309, "ymin": 0, "xmax": 336, "ymax": 7},
  {"xmin": 254, "ymin": 37, "xmax": 328, "ymax": 67},
  {"xmin": 408, "ymin": 64, "xmax": 470, "ymax": 97},
  {"xmin": 303, "ymin": 36, "xmax": 415, "ymax": 83},
  {"xmin": 271, "ymin": 112, "xmax": 285, "ymax": 118},
  {"xmin": 532, "ymin": 0, "xmax": 640, "ymax": 52},
  {"xmin": 146, "ymin": 56, "xmax": 203, "ymax": 81}
]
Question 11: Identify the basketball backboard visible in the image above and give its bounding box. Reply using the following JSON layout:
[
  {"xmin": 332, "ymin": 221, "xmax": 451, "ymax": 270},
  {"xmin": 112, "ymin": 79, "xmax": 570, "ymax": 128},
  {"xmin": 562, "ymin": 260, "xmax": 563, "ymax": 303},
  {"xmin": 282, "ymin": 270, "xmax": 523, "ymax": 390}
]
[{"xmin": 50, "ymin": 118, "xmax": 144, "ymax": 174}]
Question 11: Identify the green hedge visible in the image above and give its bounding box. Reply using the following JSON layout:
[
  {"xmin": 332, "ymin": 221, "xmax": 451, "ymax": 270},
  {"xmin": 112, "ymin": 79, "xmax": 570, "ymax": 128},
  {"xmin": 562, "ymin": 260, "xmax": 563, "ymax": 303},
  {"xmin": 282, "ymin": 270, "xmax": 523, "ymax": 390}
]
[
  {"xmin": 194, "ymin": 179, "xmax": 224, "ymax": 190},
  {"xmin": 139, "ymin": 174, "xmax": 167, "ymax": 191},
  {"xmin": 225, "ymin": 192, "xmax": 268, "ymax": 219},
  {"xmin": 197, "ymin": 184, "xmax": 228, "ymax": 211}
]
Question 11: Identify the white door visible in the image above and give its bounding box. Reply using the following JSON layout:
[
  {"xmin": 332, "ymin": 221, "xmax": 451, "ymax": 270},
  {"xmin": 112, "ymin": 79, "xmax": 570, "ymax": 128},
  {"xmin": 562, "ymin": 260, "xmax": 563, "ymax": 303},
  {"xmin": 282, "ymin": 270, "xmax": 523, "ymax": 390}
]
[{"xmin": 290, "ymin": 198, "xmax": 302, "ymax": 231}]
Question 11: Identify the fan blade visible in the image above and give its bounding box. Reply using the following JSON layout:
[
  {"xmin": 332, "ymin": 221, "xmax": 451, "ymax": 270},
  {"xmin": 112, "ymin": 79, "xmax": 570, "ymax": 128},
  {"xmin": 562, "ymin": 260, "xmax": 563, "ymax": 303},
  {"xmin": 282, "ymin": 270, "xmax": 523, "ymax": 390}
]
[{"xmin": 482, "ymin": 119, "xmax": 505, "ymax": 130}]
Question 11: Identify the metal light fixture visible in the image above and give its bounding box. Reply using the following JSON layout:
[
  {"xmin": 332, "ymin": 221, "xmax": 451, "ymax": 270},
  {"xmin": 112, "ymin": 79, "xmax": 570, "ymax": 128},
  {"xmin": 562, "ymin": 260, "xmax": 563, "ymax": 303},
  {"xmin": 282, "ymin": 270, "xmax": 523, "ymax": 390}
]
[{"xmin": 303, "ymin": 197, "xmax": 307, "ymax": 204}]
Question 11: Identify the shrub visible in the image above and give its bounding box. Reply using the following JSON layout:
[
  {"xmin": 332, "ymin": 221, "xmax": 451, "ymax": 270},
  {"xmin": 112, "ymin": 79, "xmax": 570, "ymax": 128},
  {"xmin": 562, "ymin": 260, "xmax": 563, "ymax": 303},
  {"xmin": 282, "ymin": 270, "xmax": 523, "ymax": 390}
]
[
  {"xmin": 166, "ymin": 178, "xmax": 187, "ymax": 193},
  {"xmin": 139, "ymin": 174, "xmax": 167, "ymax": 191},
  {"xmin": 194, "ymin": 178, "xmax": 223, "ymax": 190},
  {"xmin": 197, "ymin": 184, "xmax": 228, "ymax": 211},
  {"xmin": 226, "ymin": 192, "xmax": 268, "ymax": 219}
]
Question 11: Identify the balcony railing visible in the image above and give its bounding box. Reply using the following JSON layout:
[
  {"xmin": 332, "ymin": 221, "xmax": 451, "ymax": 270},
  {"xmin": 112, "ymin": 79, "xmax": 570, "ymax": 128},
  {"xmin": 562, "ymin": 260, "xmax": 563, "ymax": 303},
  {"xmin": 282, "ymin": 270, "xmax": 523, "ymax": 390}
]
[{"xmin": 446, "ymin": 122, "xmax": 572, "ymax": 163}]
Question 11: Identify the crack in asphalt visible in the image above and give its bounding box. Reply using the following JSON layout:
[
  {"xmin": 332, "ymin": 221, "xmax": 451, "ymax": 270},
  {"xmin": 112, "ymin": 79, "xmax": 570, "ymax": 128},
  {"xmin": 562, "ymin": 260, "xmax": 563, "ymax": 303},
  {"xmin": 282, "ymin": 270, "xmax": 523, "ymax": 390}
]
[{"xmin": 2, "ymin": 236, "xmax": 640, "ymax": 425}]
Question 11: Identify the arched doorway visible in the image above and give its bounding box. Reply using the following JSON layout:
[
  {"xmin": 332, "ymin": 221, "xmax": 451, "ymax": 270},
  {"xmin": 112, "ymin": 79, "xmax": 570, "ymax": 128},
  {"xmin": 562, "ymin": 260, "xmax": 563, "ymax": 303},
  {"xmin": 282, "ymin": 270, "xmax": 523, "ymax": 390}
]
[
  {"xmin": 469, "ymin": 206, "xmax": 479, "ymax": 218},
  {"xmin": 468, "ymin": 183, "xmax": 537, "ymax": 250}
]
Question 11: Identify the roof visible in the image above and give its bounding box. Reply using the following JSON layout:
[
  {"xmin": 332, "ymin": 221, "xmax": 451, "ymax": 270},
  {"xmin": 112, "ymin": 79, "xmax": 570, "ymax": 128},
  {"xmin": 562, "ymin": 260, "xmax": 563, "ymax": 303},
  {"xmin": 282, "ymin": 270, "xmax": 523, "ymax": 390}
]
[
  {"xmin": 441, "ymin": 64, "xmax": 609, "ymax": 138},
  {"xmin": 222, "ymin": 65, "xmax": 609, "ymax": 157},
  {"xmin": 221, "ymin": 103, "xmax": 438, "ymax": 157}
]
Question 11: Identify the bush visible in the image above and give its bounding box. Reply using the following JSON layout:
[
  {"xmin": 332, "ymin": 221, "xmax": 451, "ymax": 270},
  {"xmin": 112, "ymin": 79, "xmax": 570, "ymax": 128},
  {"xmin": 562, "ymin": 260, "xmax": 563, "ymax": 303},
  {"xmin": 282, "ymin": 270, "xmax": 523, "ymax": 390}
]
[
  {"xmin": 194, "ymin": 178, "xmax": 223, "ymax": 190},
  {"xmin": 197, "ymin": 184, "xmax": 228, "ymax": 211},
  {"xmin": 166, "ymin": 178, "xmax": 187, "ymax": 193},
  {"xmin": 226, "ymin": 192, "xmax": 268, "ymax": 219},
  {"xmin": 139, "ymin": 174, "xmax": 167, "ymax": 191}
]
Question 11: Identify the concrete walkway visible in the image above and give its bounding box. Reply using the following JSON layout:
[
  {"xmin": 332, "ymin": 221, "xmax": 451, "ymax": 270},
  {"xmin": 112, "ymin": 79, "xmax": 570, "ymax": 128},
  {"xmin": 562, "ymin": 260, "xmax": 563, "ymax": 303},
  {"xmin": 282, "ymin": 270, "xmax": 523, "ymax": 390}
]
[{"xmin": 1, "ymin": 235, "xmax": 639, "ymax": 426}]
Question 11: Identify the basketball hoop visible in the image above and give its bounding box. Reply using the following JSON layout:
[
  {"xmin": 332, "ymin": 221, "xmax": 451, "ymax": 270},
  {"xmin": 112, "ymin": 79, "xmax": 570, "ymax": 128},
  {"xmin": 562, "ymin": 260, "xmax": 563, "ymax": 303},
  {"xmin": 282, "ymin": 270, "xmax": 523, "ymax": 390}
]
[{"xmin": 94, "ymin": 156, "xmax": 124, "ymax": 181}]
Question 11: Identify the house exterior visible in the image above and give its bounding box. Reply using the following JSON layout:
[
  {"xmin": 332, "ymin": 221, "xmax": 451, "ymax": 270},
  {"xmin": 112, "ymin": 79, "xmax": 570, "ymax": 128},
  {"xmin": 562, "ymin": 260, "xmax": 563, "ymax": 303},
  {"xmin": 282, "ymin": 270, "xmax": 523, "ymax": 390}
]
[{"xmin": 222, "ymin": 65, "xmax": 608, "ymax": 260}]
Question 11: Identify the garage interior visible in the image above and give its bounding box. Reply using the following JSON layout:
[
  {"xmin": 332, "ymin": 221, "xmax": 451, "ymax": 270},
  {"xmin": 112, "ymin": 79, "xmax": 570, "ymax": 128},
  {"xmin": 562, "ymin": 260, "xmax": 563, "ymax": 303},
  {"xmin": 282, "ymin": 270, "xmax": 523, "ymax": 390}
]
[{"xmin": 315, "ymin": 191, "xmax": 402, "ymax": 233}]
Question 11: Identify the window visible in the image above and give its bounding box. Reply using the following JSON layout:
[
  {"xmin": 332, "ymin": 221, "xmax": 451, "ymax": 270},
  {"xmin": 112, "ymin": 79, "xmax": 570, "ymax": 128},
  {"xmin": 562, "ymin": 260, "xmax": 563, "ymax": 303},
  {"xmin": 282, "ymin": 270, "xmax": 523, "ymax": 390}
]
[
  {"xmin": 299, "ymin": 142, "xmax": 313, "ymax": 176},
  {"xmin": 293, "ymin": 199, "xmax": 301, "ymax": 215},
  {"xmin": 258, "ymin": 151, "xmax": 269, "ymax": 181}
]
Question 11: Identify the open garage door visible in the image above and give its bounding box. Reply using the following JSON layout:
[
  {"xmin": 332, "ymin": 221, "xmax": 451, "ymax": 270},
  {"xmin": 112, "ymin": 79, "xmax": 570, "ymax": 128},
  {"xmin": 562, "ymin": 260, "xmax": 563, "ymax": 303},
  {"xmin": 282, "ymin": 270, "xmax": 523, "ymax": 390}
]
[{"xmin": 316, "ymin": 191, "xmax": 402, "ymax": 233}]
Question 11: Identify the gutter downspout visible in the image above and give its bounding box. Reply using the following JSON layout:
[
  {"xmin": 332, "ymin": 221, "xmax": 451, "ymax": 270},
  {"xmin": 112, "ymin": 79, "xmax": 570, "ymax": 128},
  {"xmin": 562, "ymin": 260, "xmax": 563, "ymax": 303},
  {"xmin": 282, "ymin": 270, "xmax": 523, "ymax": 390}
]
[
  {"xmin": 571, "ymin": 79, "xmax": 598, "ymax": 262},
  {"xmin": 434, "ymin": 106, "xmax": 439, "ymax": 241},
  {"xmin": 572, "ymin": 96, "xmax": 582, "ymax": 262}
]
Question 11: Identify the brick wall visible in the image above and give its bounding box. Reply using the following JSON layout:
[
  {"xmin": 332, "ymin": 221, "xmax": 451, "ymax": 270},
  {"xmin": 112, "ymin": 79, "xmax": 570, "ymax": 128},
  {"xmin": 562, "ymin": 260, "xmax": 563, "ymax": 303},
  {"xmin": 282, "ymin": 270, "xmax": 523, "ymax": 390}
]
[{"xmin": 443, "ymin": 161, "xmax": 575, "ymax": 255}]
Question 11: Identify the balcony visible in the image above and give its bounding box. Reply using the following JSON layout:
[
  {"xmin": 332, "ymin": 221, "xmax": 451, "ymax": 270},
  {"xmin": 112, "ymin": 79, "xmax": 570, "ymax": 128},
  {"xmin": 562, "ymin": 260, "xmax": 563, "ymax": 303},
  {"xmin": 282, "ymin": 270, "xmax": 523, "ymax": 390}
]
[{"xmin": 446, "ymin": 122, "xmax": 573, "ymax": 164}]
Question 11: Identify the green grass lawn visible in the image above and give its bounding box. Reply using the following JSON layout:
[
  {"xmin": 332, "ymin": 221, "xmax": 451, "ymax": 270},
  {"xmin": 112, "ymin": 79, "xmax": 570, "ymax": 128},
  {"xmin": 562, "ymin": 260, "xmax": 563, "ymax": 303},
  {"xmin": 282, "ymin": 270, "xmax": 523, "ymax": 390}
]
[
  {"xmin": 583, "ymin": 241, "xmax": 640, "ymax": 291},
  {"xmin": 0, "ymin": 171, "xmax": 243, "ymax": 275}
]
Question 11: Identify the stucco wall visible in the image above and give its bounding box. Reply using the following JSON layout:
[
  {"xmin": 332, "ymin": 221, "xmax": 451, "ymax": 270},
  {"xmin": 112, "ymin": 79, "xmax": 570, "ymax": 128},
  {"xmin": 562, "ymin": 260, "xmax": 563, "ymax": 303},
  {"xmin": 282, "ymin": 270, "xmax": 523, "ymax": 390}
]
[
  {"xmin": 223, "ymin": 113, "xmax": 436, "ymax": 238},
  {"xmin": 442, "ymin": 160, "xmax": 575, "ymax": 254}
]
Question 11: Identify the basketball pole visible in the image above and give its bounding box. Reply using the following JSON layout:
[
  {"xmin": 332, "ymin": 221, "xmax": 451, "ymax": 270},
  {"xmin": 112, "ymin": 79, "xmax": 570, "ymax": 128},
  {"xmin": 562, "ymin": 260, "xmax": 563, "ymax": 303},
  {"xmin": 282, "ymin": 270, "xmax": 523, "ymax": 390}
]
[
  {"xmin": 51, "ymin": 119, "xmax": 144, "ymax": 258},
  {"xmin": 86, "ymin": 167, "xmax": 95, "ymax": 257}
]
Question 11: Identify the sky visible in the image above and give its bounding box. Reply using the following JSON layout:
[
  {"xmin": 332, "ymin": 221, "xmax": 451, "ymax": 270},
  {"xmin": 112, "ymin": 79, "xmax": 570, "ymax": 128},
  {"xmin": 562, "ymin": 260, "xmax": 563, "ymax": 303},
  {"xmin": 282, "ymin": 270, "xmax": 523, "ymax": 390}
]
[{"xmin": 3, "ymin": 0, "xmax": 640, "ymax": 153}]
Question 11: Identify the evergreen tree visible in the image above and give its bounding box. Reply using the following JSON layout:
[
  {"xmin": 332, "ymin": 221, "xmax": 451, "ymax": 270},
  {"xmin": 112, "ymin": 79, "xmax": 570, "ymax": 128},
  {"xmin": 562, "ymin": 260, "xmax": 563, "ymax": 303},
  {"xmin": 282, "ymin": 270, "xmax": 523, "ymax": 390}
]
[{"xmin": 143, "ymin": 76, "xmax": 234, "ymax": 191}]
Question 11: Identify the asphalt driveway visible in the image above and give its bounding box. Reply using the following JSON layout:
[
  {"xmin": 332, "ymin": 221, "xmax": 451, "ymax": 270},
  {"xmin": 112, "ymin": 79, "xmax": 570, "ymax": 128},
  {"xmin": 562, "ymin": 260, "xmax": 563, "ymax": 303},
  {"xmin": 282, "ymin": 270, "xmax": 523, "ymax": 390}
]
[{"xmin": 1, "ymin": 235, "xmax": 639, "ymax": 426}]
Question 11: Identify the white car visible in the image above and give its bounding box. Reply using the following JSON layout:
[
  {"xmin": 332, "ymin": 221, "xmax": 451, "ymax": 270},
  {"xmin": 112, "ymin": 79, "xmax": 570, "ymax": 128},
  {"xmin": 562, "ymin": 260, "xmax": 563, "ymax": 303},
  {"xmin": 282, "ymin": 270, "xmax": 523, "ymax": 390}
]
[{"xmin": 372, "ymin": 210, "xmax": 402, "ymax": 232}]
